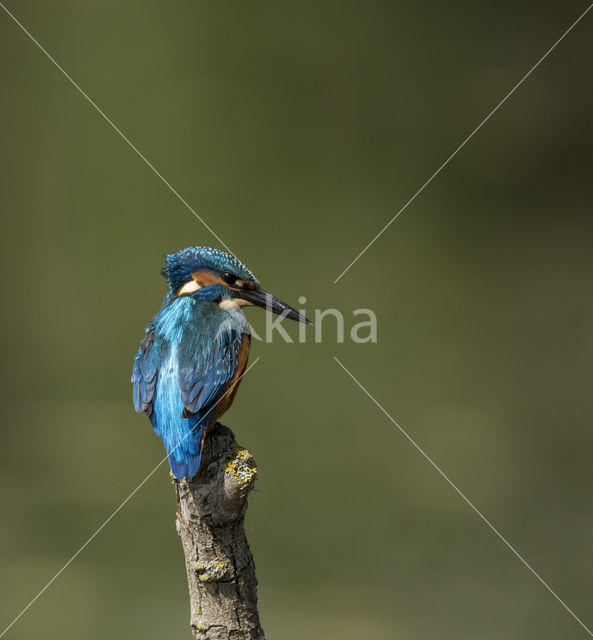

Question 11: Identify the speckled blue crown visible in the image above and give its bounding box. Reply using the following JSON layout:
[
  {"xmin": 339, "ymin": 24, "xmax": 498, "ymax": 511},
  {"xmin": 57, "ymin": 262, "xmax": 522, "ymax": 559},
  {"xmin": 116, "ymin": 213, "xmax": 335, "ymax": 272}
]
[{"xmin": 161, "ymin": 247, "xmax": 259, "ymax": 292}]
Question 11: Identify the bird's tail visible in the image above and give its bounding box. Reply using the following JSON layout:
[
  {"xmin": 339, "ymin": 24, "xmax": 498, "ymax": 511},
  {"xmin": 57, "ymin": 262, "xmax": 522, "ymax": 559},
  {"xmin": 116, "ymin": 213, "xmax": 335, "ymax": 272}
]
[
  {"xmin": 168, "ymin": 452, "xmax": 201, "ymax": 480},
  {"xmin": 165, "ymin": 419, "xmax": 207, "ymax": 480}
]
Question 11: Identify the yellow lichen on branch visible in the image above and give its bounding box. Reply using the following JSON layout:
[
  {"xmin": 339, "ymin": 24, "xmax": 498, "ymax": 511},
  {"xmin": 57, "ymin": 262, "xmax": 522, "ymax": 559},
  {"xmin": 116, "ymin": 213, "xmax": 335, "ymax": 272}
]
[{"xmin": 223, "ymin": 442, "xmax": 258, "ymax": 490}]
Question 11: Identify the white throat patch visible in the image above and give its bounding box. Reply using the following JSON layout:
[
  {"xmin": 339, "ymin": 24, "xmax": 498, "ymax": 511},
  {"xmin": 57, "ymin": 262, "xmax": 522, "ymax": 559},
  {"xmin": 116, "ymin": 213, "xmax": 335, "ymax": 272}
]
[
  {"xmin": 219, "ymin": 298, "xmax": 250, "ymax": 312},
  {"xmin": 178, "ymin": 280, "xmax": 201, "ymax": 295}
]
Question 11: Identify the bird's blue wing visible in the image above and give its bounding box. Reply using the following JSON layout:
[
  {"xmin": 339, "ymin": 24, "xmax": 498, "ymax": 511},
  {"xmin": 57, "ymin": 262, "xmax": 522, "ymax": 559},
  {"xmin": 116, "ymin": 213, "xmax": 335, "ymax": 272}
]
[
  {"xmin": 131, "ymin": 323, "xmax": 158, "ymax": 415},
  {"xmin": 177, "ymin": 311, "xmax": 248, "ymax": 418}
]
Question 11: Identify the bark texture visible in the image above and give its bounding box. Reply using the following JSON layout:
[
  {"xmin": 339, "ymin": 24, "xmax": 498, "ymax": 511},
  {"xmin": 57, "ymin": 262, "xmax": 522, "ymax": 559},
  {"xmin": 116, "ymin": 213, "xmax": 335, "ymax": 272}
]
[{"xmin": 175, "ymin": 422, "xmax": 264, "ymax": 640}]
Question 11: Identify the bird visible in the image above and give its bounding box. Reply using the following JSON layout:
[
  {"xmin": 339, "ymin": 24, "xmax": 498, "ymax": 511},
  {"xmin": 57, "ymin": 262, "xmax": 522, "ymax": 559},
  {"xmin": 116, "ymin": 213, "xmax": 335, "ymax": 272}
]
[{"xmin": 132, "ymin": 246, "xmax": 310, "ymax": 479}]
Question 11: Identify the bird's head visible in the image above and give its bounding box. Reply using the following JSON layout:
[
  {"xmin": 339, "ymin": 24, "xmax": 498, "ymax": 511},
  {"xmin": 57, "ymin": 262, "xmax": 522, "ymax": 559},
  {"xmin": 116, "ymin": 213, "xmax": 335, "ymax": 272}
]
[{"xmin": 162, "ymin": 246, "xmax": 311, "ymax": 324}]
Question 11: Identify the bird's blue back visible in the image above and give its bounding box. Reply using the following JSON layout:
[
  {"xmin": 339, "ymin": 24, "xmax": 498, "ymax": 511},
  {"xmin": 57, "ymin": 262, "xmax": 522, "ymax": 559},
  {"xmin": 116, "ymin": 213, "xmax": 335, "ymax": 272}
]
[{"xmin": 132, "ymin": 294, "xmax": 250, "ymax": 478}]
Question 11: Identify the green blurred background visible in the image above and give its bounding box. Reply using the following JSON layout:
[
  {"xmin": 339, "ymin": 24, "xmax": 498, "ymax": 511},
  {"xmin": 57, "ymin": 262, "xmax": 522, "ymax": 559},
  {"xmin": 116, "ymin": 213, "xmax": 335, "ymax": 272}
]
[{"xmin": 1, "ymin": 1, "xmax": 592, "ymax": 638}]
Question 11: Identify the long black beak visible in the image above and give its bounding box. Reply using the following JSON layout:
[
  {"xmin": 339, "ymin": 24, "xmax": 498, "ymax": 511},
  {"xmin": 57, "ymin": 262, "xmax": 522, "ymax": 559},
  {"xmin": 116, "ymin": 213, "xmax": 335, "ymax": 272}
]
[{"xmin": 239, "ymin": 288, "xmax": 312, "ymax": 325}]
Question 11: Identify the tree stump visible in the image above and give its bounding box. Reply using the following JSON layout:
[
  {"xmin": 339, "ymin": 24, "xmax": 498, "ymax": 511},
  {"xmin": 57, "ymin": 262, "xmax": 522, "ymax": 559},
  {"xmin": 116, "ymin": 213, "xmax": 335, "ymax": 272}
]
[{"xmin": 175, "ymin": 423, "xmax": 264, "ymax": 640}]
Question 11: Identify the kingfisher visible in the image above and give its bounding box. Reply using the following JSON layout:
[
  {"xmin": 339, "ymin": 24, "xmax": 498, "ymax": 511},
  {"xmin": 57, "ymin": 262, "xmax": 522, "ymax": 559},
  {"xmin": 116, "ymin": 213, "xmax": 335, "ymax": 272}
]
[{"xmin": 132, "ymin": 246, "xmax": 310, "ymax": 479}]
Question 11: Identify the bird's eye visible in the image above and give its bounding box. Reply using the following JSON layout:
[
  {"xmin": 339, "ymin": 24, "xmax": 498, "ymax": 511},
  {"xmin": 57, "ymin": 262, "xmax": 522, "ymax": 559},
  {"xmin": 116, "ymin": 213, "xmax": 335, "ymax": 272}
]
[{"xmin": 221, "ymin": 272, "xmax": 237, "ymax": 285}]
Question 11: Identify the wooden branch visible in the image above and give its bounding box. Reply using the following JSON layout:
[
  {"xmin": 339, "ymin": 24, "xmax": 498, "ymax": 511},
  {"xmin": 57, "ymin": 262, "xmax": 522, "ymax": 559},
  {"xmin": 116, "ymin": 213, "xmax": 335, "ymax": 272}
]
[{"xmin": 175, "ymin": 423, "xmax": 265, "ymax": 640}]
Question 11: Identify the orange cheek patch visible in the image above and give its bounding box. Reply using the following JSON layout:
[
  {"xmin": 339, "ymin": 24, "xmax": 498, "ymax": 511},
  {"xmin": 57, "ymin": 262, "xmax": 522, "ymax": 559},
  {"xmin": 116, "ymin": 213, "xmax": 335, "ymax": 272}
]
[
  {"xmin": 192, "ymin": 270, "xmax": 226, "ymax": 287},
  {"xmin": 236, "ymin": 279, "xmax": 255, "ymax": 290}
]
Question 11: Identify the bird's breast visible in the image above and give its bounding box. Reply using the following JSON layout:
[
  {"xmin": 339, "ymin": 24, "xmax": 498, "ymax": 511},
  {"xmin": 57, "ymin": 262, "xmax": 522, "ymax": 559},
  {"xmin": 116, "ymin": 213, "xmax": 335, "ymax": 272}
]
[{"xmin": 214, "ymin": 333, "xmax": 251, "ymax": 419}]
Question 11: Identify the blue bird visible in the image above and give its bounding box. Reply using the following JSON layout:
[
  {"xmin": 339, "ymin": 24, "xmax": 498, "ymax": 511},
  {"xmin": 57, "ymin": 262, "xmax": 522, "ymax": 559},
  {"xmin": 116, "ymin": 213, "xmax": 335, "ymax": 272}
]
[{"xmin": 132, "ymin": 246, "xmax": 310, "ymax": 479}]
